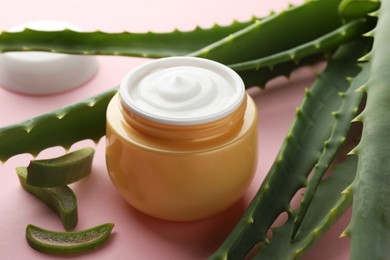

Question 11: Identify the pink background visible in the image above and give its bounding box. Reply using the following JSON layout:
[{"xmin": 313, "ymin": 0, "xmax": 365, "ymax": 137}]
[{"xmin": 0, "ymin": 0, "xmax": 350, "ymax": 259}]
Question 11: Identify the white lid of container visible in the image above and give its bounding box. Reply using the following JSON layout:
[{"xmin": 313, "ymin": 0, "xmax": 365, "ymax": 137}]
[{"xmin": 0, "ymin": 21, "xmax": 99, "ymax": 95}]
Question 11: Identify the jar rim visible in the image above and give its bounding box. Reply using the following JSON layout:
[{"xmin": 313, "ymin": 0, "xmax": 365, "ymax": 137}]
[{"xmin": 119, "ymin": 57, "xmax": 245, "ymax": 126}]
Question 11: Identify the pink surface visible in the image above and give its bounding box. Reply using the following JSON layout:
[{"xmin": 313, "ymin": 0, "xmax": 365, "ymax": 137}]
[{"xmin": 0, "ymin": 0, "xmax": 350, "ymax": 259}]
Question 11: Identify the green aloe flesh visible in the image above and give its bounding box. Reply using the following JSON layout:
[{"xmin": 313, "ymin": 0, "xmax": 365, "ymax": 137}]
[
  {"xmin": 209, "ymin": 40, "xmax": 368, "ymax": 259},
  {"xmin": 17, "ymin": 167, "xmax": 77, "ymax": 231},
  {"xmin": 26, "ymin": 223, "xmax": 114, "ymax": 255},
  {"xmin": 26, "ymin": 147, "xmax": 95, "ymax": 187},
  {"xmin": 1, "ymin": 0, "xmax": 389, "ymax": 258}
]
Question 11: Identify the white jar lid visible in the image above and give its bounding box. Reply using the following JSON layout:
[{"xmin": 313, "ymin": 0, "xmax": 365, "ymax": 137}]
[{"xmin": 0, "ymin": 21, "xmax": 99, "ymax": 95}]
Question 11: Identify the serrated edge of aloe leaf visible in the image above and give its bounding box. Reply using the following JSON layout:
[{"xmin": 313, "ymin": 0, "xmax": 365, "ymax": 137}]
[
  {"xmin": 26, "ymin": 223, "xmax": 114, "ymax": 255},
  {"xmin": 26, "ymin": 147, "xmax": 95, "ymax": 187},
  {"xmin": 17, "ymin": 167, "xmax": 78, "ymax": 231}
]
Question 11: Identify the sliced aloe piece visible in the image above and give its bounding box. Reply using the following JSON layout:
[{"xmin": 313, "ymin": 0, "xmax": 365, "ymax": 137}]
[
  {"xmin": 17, "ymin": 167, "xmax": 77, "ymax": 230},
  {"xmin": 26, "ymin": 147, "xmax": 95, "ymax": 187},
  {"xmin": 26, "ymin": 223, "xmax": 114, "ymax": 255}
]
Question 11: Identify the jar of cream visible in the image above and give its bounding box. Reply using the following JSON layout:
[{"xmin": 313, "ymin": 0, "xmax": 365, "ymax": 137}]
[{"xmin": 106, "ymin": 57, "xmax": 258, "ymax": 221}]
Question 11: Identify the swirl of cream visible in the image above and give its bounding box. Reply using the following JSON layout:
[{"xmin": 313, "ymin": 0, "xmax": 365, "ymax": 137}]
[
  {"xmin": 120, "ymin": 57, "xmax": 244, "ymax": 125},
  {"xmin": 136, "ymin": 67, "xmax": 218, "ymax": 112}
]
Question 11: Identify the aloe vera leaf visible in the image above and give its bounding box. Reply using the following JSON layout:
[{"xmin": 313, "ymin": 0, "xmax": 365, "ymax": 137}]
[
  {"xmin": 254, "ymin": 156, "xmax": 357, "ymax": 259},
  {"xmin": 345, "ymin": 1, "xmax": 390, "ymax": 258},
  {"xmin": 230, "ymin": 18, "xmax": 373, "ymax": 87},
  {"xmin": 17, "ymin": 167, "xmax": 78, "ymax": 231},
  {"xmin": 0, "ymin": 88, "xmax": 117, "ymax": 163},
  {"xmin": 291, "ymin": 58, "xmax": 371, "ymax": 239},
  {"xmin": 26, "ymin": 147, "xmax": 95, "ymax": 187},
  {"xmin": 229, "ymin": 18, "xmax": 371, "ymax": 71},
  {"xmin": 190, "ymin": 0, "xmax": 345, "ymax": 64},
  {"xmin": 339, "ymin": 0, "xmax": 381, "ymax": 19},
  {"xmin": 0, "ymin": 19, "xmax": 257, "ymax": 58},
  {"xmin": 209, "ymin": 40, "xmax": 368, "ymax": 260}
]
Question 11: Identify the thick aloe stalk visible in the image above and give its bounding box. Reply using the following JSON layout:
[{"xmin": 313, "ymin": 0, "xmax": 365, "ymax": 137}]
[
  {"xmin": 209, "ymin": 40, "xmax": 368, "ymax": 260},
  {"xmin": 255, "ymin": 156, "xmax": 358, "ymax": 259},
  {"xmin": 0, "ymin": 88, "xmax": 117, "ymax": 163},
  {"xmin": 344, "ymin": 0, "xmax": 390, "ymax": 258}
]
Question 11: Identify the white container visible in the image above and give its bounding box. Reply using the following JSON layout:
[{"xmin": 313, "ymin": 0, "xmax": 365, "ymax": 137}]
[{"xmin": 0, "ymin": 21, "xmax": 99, "ymax": 95}]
